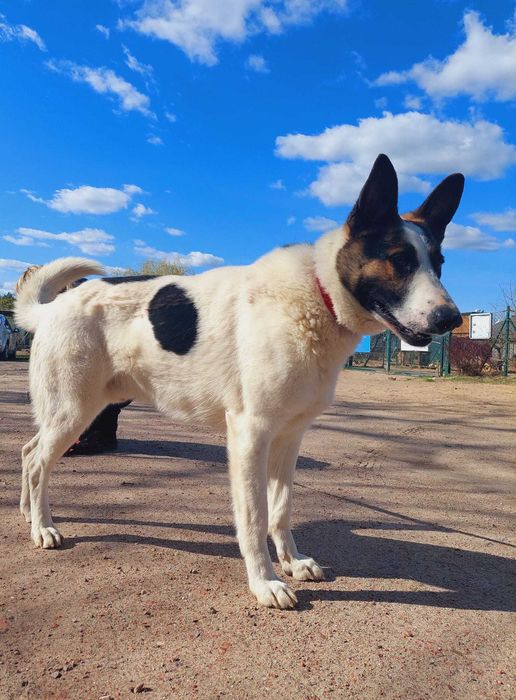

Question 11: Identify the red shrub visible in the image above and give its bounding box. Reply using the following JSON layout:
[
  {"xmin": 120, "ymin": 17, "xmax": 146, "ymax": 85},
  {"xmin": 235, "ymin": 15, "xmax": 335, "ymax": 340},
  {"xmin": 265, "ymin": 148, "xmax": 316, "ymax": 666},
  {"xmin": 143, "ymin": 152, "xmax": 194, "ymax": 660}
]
[{"xmin": 449, "ymin": 337, "xmax": 492, "ymax": 376}]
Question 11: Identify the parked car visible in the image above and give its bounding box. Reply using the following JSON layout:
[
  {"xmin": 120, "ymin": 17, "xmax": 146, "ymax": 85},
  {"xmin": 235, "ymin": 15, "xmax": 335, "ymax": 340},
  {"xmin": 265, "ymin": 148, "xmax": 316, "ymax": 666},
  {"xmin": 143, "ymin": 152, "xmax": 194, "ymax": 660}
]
[{"xmin": 0, "ymin": 314, "xmax": 17, "ymax": 359}]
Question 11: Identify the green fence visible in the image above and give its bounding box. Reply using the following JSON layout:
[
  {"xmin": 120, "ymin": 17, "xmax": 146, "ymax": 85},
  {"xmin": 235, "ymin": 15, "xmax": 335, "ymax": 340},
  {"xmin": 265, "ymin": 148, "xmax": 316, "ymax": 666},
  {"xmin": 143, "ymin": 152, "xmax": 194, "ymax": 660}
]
[
  {"xmin": 493, "ymin": 306, "xmax": 516, "ymax": 376},
  {"xmin": 351, "ymin": 330, "xmax": 451, "ymax": 376}
]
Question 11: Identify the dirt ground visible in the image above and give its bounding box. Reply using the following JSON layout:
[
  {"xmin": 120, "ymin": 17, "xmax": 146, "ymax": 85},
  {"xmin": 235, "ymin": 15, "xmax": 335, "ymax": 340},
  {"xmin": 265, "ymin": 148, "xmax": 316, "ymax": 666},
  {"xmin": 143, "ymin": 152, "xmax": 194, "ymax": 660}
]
[{"xmin": 0, "ymin": 361, "xmax": 514, "ymax": 700}]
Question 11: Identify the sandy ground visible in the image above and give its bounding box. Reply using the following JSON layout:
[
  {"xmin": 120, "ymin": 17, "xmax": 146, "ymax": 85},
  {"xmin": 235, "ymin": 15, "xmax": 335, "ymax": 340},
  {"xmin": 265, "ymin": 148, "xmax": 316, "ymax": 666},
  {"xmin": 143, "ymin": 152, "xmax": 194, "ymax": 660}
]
[{"xmin": 0, "ymin": 361, "xmax": 514, "ymax": 700}]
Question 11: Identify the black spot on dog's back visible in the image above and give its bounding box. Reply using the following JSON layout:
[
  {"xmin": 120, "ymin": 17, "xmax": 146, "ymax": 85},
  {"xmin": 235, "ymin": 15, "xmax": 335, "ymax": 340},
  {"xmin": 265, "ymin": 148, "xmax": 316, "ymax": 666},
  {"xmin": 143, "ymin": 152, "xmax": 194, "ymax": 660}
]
[
  {"xmin": 148, "ymin": 284, "xmax": 198, "ymax": 355},
  {"xmin": 103, "ymin": 275, "xmax": 157, "ymax": 285}
]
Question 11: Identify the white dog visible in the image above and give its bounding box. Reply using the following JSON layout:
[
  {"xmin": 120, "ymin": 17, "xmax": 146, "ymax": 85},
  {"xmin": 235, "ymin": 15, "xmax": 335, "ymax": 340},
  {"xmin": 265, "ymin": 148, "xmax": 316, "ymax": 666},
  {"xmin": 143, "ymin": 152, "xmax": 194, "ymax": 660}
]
[{"xmin": 16, "ymin": 155, "xmax": 464, "ymax": 608}]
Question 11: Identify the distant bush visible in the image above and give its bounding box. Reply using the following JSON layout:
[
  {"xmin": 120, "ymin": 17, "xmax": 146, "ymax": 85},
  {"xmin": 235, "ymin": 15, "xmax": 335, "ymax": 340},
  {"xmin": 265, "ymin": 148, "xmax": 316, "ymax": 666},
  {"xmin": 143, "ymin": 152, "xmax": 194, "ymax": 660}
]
[
  {"xmin": 123, "ymin": 259, "xmax": 186, "ymax": 277},
  {"xmin": 449, "ymin": 337, "xmax": 492, "ymax": 376},
  {"xmin": 0, "ymin": 292, "xmax": 15, "ymax": 313}
]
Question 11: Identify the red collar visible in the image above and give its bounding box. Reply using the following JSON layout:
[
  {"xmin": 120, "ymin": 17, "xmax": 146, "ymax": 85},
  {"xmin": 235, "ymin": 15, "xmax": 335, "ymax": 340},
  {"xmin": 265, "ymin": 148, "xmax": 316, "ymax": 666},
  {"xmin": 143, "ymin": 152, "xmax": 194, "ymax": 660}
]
[{"xmin": 316, "ymin": 277, "xmax": 337, "ymax": 322}]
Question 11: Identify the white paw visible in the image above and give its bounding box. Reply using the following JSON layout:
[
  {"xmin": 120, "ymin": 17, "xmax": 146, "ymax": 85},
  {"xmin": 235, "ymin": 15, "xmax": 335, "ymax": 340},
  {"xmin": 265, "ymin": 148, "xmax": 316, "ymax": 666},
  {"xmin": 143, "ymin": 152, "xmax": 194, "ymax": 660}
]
[
  {"xmin": 251, "ymin": 579, "xmax": 298, "ymax": 609},
  {"xmin": 31, "ymin": 525, "xmax": 63, "ymax": 549},
  {"xmin": 281, "ymin": 556, "xmax": 325, "ymax": 581}
]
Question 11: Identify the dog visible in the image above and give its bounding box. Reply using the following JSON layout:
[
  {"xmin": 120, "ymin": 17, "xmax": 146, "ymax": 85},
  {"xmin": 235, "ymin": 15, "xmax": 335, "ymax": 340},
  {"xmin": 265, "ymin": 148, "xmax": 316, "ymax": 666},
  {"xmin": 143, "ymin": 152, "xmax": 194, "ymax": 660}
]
[{"xmin": 15, "ymin": 154, "xmax": 464, "ymax": 609}]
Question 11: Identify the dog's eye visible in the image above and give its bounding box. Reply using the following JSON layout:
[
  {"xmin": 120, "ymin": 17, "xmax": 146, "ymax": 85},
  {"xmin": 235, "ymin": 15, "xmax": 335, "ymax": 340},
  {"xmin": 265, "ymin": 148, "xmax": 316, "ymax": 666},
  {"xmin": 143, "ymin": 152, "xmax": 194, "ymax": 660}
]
[
  {"xmin": 389, "ymin": 251, "xmax": 417, "ymax": 275},
  {"xmin": 432, "ymin": 253, "xmax": 445, "ymax": 278}
]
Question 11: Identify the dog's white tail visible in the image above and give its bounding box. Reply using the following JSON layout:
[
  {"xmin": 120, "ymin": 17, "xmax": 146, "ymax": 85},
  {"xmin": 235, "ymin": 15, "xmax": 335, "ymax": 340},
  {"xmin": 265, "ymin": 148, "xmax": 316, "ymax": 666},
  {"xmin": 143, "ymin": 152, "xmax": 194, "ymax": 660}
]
[{"xmin": 14, "ymin": 257, "xmax": 104, "ymax": 332}]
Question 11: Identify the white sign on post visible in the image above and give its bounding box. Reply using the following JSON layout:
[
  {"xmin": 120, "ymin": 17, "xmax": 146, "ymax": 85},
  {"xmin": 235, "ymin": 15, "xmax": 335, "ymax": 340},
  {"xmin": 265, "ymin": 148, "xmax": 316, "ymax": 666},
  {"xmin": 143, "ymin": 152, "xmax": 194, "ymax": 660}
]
[
  {"xmin": 400, "ymin": 340, "xmax": 430, "ymax": 352},
  {"xmin": 469, "ymin": 313, "xmax": 492, "ymax": 340}
]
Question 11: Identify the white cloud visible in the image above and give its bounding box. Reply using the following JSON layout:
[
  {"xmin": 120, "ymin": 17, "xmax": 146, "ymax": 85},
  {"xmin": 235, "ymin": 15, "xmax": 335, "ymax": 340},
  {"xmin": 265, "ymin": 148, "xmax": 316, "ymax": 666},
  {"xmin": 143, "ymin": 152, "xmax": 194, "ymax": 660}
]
[
  {"xmin": 350, "ymin": 49, "xmax": 366, "ymax": 72},
  {"xmin": 4, "ymin": 234, "xmax": 49, "ymax": 248},
  {"xmin": 23, "ymin": 184, "xmax": 143, "ymax": 214},
  {"xmin": 122, "ymin": 0, "xmax": 347, "ymax": 66},
  {"xmin": 375, "ymin": 71, "xmax": 413, "ymax": 87},
  {"xmin": 134, "ymin": 242, "xmax": 223, "ymax": 267},
  {"xmin": 0, "ymin": 17, "xmax": 46, "ymax": 51},
  {"xmin": 403, "ymin": 94, "xmax": 423, "ymax": 110},
  {"xmin": 96, "ymin": 24, "xmax": 110, "ymax": 39},
  {"xmin": 46, "ymin": 59, "xmax": 154, "ymax": 117},
  {"xmin": 165, "ymin": 111, "xmax": 177, "ymax": 122},
  {"xmin": 471, "ymin": 209, "xmax": 516, "ymax": 232},
  {"xmin": 443, "ymin": 223, "xmax": 515, "ymax": 251},
  {"xmin": 165, "ymin": 227, "xmax": 186, "ymax": 236},
  {"xmin": 275, "ymin": 111, "xmax": 516, "ymax": 205},
  {"xmin": 270, "ymin": 179, "xmax": 286, "ymax": 190},
  {"xmin": 287, "ymin": 216, "xmax": 296, "ymax": 226},
  {"xmin": 0, "ymin": 258, "xmax": 33, "ymax": 272},
  {"xmin": 306, "ymin": 161, "xmax": 430, "ymax": 206},
  {"xmin": 20, "ymin": 188, "xmax": 46, "ymax": 205},
  {"xmin": 246, "ymin": 53, "xmax": 269, "ymax": 73},
  {"xmin": 280, "ymin": 0, "xmax": 348, "ymax": 24},
  {"xmin": 259, "ymin": 6, "xmax": 281, "ymax": 33},
  {"xmin": 0, "ymin": 281, "xmax": 16, "ymax": 295},
  {"xmin": 132, "ymin": 203, "xmax": 156, "ymax": 217},
  {"xmin": 303, "ymin": 216, "xmax": 339, "ymax": 232},
  {"xmin": 374, "ymin": 12, "xmax": 516, "ymax": 102},
  {"xmin": 5, "ymin": 227, "xmax": 115, "ymax": 255},
  {"xmin": 147, "ymin": 134, "xmax": 164, "ymax": 145},
  {"xmin": 374, "ymin": 96, "xmax": 387, "ymax": 109},
  {"xmin": 123, "ymin": 184, "xmax": 144, "ymax": 196},
  {"xmin": 122, "ymin": 44, "xmax": 154, "ymax": 78},
  {"xmin": 104, "ymin": 265, "xmax": 127, "ymax": 275}
]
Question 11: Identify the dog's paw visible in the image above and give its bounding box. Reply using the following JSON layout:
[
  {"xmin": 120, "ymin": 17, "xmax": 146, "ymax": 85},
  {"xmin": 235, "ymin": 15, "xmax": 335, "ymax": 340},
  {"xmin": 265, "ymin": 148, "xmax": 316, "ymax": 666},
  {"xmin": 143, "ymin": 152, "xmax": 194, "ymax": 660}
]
[
  {"xmin": 31, "ymin": 525, "xmax": 63, "ymax": 549},
  {"xmin": 281, "ymin": 556, "xmax": 325, "ymax": 582},
  {"xmin": 251, "ymin": 579, "xmax": 298, "ymax": 609}
]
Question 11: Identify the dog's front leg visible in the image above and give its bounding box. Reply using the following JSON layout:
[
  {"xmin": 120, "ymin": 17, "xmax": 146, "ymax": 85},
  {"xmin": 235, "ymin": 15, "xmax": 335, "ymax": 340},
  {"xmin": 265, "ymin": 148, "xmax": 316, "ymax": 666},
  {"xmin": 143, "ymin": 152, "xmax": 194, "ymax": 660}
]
[
  {"xmin": 268, "ymin": 431, "xmax": 325, "ymax": 582},
  {"xmin": 226, "ymin": 411, "xmax": 298, "ymax": 609}
]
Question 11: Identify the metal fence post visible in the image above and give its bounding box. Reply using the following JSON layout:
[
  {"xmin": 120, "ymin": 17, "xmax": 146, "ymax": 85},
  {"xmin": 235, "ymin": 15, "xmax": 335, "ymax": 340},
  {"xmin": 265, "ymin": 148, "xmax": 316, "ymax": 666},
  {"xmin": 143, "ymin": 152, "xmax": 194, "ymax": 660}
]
[
  {"xmin": 503, "ymin": 305, "xmax": 510, "ymax": 377},
  {"xmin": 444, "ymin": 332, "xmax": 451, "ymax": 376},
  {"xmin": 385, "ymin": 329, "xmax": 392, "ymax": 373},
  {"xmin": 438, "ymin": 335, "xmax": 445, "ymax": 377}
]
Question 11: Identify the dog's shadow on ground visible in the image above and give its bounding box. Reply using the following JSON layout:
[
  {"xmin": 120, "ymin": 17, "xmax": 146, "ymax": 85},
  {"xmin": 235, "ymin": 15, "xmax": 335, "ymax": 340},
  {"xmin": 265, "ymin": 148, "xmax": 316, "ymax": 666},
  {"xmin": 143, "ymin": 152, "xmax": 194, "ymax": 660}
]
[
  {"xmin": 61, "ymin": 513, "xmax": 515, "ymax": 614},
  {"xmin": 116, "ymin": 438, "xmax": 329, "ymax": 470},
  {"xmin": 295, "ymin": 519, "xmax": 515, "ymax": 612}
]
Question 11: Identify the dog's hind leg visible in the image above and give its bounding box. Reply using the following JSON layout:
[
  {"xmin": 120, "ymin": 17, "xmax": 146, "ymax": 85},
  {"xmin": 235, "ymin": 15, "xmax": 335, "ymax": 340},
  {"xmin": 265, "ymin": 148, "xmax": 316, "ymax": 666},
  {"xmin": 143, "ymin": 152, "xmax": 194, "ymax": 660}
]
[
  {"xmin": 267, "ymin": 430, "xmax": 325, "ymax": 582},
  {"xmin": 20, "ymin": 432, "xmax": 40, "ymax": 522},
  {"xmin": 28, "ymin": 402, "xmax": 105, "ymax": 548},
  {"xmin": 226, "ymin": 411, "xmax": 298, "ymax": 609}
]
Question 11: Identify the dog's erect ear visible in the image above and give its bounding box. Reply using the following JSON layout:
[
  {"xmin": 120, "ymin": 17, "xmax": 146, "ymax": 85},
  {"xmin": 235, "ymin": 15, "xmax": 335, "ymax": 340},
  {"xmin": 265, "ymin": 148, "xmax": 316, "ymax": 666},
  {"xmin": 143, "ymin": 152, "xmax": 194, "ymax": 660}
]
[
  {"xmin": 346, "ymin": 154, "xmax": 399, "ymax": 233},
  {"xmin": 411, "ymin": 173, "xmax": 465, "ymax": 243}
]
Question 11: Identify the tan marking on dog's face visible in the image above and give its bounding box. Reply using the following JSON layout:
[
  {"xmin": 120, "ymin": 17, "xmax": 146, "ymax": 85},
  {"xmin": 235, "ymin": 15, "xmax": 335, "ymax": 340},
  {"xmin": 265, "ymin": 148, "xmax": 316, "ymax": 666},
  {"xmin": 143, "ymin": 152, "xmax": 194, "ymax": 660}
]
[
  {"xmin": 336, "ymin": 219, "xmax": 420, "ymax": 312},
  {"xmin": 362, "ymin": 257, "xmax": 406, "ymax": 283},
  {"xmin": 342, "ymin": 222, "xmax": 352, "ymax": 244}
]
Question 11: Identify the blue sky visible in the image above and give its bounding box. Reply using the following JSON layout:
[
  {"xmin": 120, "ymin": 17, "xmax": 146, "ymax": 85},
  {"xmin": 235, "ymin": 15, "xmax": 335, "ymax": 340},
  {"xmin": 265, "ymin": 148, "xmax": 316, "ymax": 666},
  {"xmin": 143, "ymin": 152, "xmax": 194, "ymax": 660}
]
[{"xmin": 0, "ymin": 0, "xmax": 515, "ymax": 317}]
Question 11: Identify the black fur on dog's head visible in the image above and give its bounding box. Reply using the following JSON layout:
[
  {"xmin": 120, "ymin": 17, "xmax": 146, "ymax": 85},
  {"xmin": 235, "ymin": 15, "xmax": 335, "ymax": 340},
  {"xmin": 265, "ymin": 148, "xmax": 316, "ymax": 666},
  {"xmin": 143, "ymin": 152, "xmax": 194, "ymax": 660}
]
[{"xmin": 337, "ymin": 154, "xmax": 464, "ymax": 346}]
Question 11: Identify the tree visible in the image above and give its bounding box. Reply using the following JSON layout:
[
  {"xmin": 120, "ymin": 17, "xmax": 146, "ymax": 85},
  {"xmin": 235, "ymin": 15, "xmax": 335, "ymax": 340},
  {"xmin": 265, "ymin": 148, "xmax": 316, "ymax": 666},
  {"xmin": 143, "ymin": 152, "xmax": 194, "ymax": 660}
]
[
  {"xmin": 0, "ymin": 293, "xmax": 15, "ymax": 313},
  {"xmin": 500, "ymin": 282, "xmax": 516, "ymax": 311},
  {"xmin": 122, "ymin": 259, "xmax": 187, "ymax": 277}
]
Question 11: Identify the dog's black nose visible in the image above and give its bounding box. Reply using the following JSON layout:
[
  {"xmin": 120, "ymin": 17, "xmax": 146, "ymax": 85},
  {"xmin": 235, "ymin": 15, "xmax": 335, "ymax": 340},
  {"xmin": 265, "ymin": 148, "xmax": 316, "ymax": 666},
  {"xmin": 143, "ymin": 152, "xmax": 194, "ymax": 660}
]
[{"xmin": 428, "ymin": 305, "xmax": 462, "ymax": 335}]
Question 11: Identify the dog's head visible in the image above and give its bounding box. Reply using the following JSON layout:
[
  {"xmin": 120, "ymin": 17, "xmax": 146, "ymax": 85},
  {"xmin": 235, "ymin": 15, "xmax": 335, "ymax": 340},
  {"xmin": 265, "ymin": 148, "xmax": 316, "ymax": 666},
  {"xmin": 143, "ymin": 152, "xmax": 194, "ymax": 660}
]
[{"xmin": 337, "ymin": 154, "xmax": 463, "ymax": 346}]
